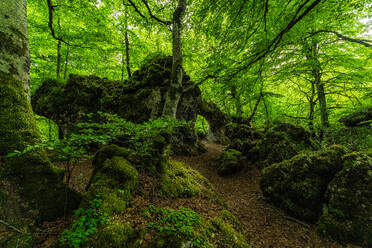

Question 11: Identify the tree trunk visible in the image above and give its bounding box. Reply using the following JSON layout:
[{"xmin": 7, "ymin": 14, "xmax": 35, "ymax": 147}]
[
  {"xmin": 310, "ymin": 42, "xmax": 329, "ymax": 136},
  {"xmin": 231, "ymin": 85, "xmax": 242, "ymax": 117},
  {"xmin": 125, "ymin": 30, "xmax": 131, "ymax": 78},
  {"xmin": 56, "ymin": 40, "xmax": 62, "ymax": 78},
  {"xmin": 63, "ymin": 47, "xmax": 69, "ymax": 79},
  {"xmin": 0, "ymin": 0, "xmax": 31, "ymax": 102},
  {"xmin": 0, "ymin": 0, "xmax": 80, "ymax": 221},
  {"xmin": 161, "ymin": 0, "xmax": 186, "ymax": 118}
]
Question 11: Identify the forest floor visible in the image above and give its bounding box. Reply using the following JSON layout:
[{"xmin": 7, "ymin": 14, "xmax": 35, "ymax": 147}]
[
  {"xmin": 35, "ymin": 141, "xmax": 360, "ymax": 248},
  {"xmin": 173, "ymin": 141, "xmax": 357, "ymax": 248}
]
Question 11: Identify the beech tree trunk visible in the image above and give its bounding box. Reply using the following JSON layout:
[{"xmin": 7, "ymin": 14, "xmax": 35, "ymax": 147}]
[
  {"xmin": 0, "ymin": 0, "xmax": 79, "ymax": 221},
  {"xmin": 56, "ymin": 39, "xmax": 62, "ymax": 78},
  {"xmin": 0, "ymin": 0, "xmax": 30, "ymax": 102},
  {"xmin": 161, "ymin": 0, "xmax": 186, "ymax": 118},
  {"xmin": 310, "ymin": 42, "xmax": 329, "ymax": 136},
  {"xmin": 64, "ymin": 47, "xmax": 69, "ymax": 79}
]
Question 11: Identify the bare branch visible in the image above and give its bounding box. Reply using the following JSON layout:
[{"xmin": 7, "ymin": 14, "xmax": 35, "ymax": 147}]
[
  {"xmin": 307, "ymin": 30, "xmax": 372, "ymax": 47},
  {"xmin": 46, "ymin": 0, "xmax": 91, "ymax": 48}
]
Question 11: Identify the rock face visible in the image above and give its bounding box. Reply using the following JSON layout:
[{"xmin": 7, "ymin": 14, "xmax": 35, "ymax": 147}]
[
  {"xmin": 260, "ymin": 145, "xmax": 346, "ymax": 222},
  {"xmin": 31, "ymin": 56, "xmax": 203, "ymax": 154},
  {"xmin": 339, "ymin": 107, "xmax": 372, "ymax": 127},
  {"xmin": 317, "ymin": 152, "xmax": 372, "ymax": 246}
]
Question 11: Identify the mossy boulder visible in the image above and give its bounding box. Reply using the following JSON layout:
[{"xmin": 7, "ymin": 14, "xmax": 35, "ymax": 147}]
[
  {"xmin": 339, "ymin": 107, "xmax": 372, "ymax": 127},
  {"xmin": 317, "ymin": 152, "xmax": 372, "ymax": 246},
  {"xmin": 143, "ymin": 206, "xmax": 251, "ymax": 248},
  {"xmin": 248, "ymin": 130, "xmax": 301, "ymax": 169},
  {"xmin": 216, "ymin": 149, "xmax": 243, "ymax": 176},
  {"xmin": 89, "ymin": 221, "xmax": 135, "ymax": 248},
  {"xmin": 3, "ymin": 149, "xmax": 81, "ymax": 221},
  {"xmin": 260, "ymin": 145, "xmax": 347, "ymax": 222},
  {"xmin": 160, "ymin": 161, "xmax": 216, "ymax": 199},
  {"xmin": 83, "ymin": 155, "xmax": 139, "ymax": 215},
  {"xmin": 31, "ymin": 56, "xmax": 203, "ymax": 155}
]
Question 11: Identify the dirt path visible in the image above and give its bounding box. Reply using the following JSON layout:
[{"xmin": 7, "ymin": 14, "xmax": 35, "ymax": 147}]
[{"xmin": 173, "ymin": 141, "xmax": 353, "ymax": 248}]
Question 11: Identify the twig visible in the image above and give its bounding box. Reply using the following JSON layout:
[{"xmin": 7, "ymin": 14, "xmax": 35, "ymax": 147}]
[
  {"xmin": 0, "ymin": 220, "xmax": 29, "ymax": 235},
  {"xmin": 284, "ymin": 215, "xmax": 310, "ymax": 229}
]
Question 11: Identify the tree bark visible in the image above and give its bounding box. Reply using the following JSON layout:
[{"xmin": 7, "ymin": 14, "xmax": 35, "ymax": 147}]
[
  {"xmin": 161, "ymin": 0, "xmax": 186, "ymax": 118},
  {"xmin": 0, "ymin": 0, "xmax": 80, "ymax": 221},
  {"xmin": 125, "ymin": 30, "xmax": 131, "ymax": 78},
  {"xmin": 63, "ymin": 47, "xmax": 69, "ymax": 79},
  {"xmin": 310, "ymin": 42, "xmax": 329, "ymax": 136},
  {"xmin": 0, "ymin": 0, "xmax": 30, "ymax": 102},
  {"xmin": 56, "ymin": 39, "xmax": 62, "ymax": 78}
]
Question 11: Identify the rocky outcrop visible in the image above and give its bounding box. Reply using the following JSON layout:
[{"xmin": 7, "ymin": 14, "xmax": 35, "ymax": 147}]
[{"xmin": 32, "ymin": 56, "xmax": 203, "ymax": 155}]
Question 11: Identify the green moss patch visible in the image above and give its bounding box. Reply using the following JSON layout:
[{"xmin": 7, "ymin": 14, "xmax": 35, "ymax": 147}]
[
  {"xmin": 160, "ymin": 161, "xmax": 216, "ymax": 199},
  {"xmin": 215, "ymin": 149, "xmax": 243, "ymax": 176}
]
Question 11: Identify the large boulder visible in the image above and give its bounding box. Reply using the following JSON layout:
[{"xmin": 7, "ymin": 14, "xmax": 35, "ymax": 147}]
[
  {"xmin": 317, "ymin": 152, "xmax": 372, "ymax": 246},
  {"xmin": 339, "ymin": 107, "xmax": 372, "ymax": 127},
  {"xmin": 247, "ymin": 123, "xmax": 317, "ymax": 169},
  {"xmin": 260, "ymin": 145, "xmax": 346, "ymax": 222},
  {"xmin": 32, "ymin": 56, "xmax": 203, "ymax": 155}
]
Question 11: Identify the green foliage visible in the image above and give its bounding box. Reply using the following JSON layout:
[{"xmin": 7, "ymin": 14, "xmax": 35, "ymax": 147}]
[{"xmin": 59, "ymin": 195, "xmax": 109, "ymax": 248}]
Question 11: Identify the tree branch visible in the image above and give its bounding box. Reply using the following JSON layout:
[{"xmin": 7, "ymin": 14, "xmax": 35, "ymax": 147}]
[
  {"xmin": 46, "ymin": 0, "xmax": 91, "ymax": 48},
  {"xmin": 307, "ymin": 30, "xmax": 372, "ymax": 47},
  {"xmin": 128, "ymin": 0, "xmax": 171, "ymax": 26}
]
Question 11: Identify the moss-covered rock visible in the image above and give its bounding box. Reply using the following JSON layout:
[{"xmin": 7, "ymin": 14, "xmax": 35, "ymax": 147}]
[
  {"xmin": 339, "ymin": 107, "xmax": 372, "ymax": 127},
  {"xmin": 89, "ymin": 221, "xmax": 135, "ymax": 248},
  {"xmin": 248, "ymin": 130, "xmax": 301, "ymax": 169},
  {"xmin": 216, "ymin": 149, "xmax": 243, "ymax": 176},
  {"xmin": 83, "ymin": 155, "xmax": 139, "ymax": 215},
  {"xmin": 32, "ymin": 56, "xmax": 203, "ymax": 155},
  {"xmin": 317, "ymin": 152, "xmax": 372, "ymax": 246},
  {"xmin": 160, "ymin": 161, "xmax": 216, "ymax": 199},
  {"xmin": 260, "ymin": 145, "xmax": 347, "ymax": 222},
  {"xmin": 142, "ymin": 206, "xmax": 250, "ymax": 248},
  {"xmin": 4, "ymin": 149, "xmax": 81, "ymax": 221}
]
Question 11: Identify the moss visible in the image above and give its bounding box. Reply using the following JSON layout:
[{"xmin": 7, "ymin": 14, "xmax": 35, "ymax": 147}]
[
  {"xmin": 260, "ymin": 145, "xmax": 347, "ymax": 222},
  {"xmin": 317, "ymin": 152, "xmax": 372, "ymax": 246},
  {"xmin": 83, "ymin": 156, "xmax": 138, "ymax": 215},
  {"xmin": 211, "ymin": 217, "xmax": 251, "ymax": 248},
  {"xmin": 143, "ymin": 206, "xmax": 250, "ymax": 248},
  {"xmin": 0, "ymin": 72, "xmax": 41, "ymax": 155},
  {"xmin": 160, "ymin": 161, "xmax": 216, "ymax": 199},
  {"xmin": 89, "ymin": 221, "xmax": 135, "ymax": 248},
  {"xmin": 247, "ymin": 129, "xmax": 314, "ymax": 169},
  {"xmin": 216, "ymin": 149, "xmax": 243, "ymax": 176}
]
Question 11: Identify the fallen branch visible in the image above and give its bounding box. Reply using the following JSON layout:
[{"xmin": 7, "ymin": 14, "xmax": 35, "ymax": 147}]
[
  {"xmin": 284, "ymin": 216, "xmax": 310, "ymax": 229},
  {"xmin": 0, "ymin": 220, "xmax": 29, "ymax": 235}
]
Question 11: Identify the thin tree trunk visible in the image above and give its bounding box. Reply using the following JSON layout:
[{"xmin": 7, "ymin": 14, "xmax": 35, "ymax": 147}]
[
  {"xmin": 63, "ymin": 47, "xmax": 69, "ymax": 79},
  {"xmin": 310, "ymin": 42, "xmax": 329, "ymax": 136},
  {"xmin": 231, "ymin": 85, "xmax": 242, "ymax": 117},
  {"xmin": 57, "ymin": 39, "xmax": 62, "ymax": 78},
  {"xmin": 161, "ymin": 0, "xmax": 186, "ymax": 118},
  {"xmin": 125, "ymin": 30, "xmax": 131, "ymax": 78}
]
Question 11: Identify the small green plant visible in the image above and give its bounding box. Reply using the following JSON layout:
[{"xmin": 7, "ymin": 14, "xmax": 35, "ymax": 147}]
[
  {"xmin": 146, "ymin": 205, "xmax": 209, "ymax": 247},
  {"xmin": 59, "ymin": 195, "xmax": 108, "ymax": 248}
]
